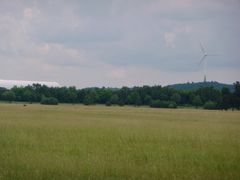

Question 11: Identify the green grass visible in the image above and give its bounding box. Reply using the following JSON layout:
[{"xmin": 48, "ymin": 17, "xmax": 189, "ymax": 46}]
[{"xmin": 0, "ymin": 104, "xmax": 240, "ymax": 180}]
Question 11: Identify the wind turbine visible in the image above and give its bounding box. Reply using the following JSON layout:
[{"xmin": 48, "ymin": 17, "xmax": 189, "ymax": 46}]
[{"xmin": 199, "ymin": 42, "xmax": 217, "ymax": 82}]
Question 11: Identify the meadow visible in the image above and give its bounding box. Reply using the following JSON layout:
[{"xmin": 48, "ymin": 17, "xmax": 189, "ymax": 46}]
[{"xmin": 0, "ymin": 104, "xmax": 239, "ymax": 180}]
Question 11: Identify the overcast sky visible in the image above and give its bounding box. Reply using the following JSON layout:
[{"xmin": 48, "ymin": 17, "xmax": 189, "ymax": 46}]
[{"xmin": 0, "ymin": 0, "xmax": 239, "ymax": 88}]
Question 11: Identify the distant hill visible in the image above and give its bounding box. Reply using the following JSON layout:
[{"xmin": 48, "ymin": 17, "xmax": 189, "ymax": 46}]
[{"xmin": 166, "ymin": 81, "xmax": 234, "ymax": 91}]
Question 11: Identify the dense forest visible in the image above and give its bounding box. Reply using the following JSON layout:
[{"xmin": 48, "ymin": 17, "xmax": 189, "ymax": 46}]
[
  {"xmin": 0, "ymin": 82, "xmax": 239, "ymax": 110},
  {"xmin": 167, "ymin": 81, "xmax": 234, "ymax": 91}
]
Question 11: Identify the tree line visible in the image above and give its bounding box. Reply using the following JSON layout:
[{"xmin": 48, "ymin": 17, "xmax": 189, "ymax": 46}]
[{"xmin": 0, "ymin": 82, "xmax": 239, "ymax": 110}]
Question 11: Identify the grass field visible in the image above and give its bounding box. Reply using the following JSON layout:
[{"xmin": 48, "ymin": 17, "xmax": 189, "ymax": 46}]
[{"xmin": 0, "ymin": 104, "xmax": 240, "ymax": 179}]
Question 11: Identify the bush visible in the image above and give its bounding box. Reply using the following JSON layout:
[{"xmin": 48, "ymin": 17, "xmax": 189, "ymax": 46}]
[
  {"xmin": 118, "ymin": 100, "xmax": 125, "ymax": 106},
  {"xmin": 204, "ymin": 101, "xmax": 217, "ymax": 110},
  {"xmin": 41, "ymin": 96, "xmax": 58, "ymax": 105},
  {"xmin": 168, "ymin": 102, "xmax": 177, "ymax": 109},
  {"xmin": 105, "ymin": 101, "xmax": 112, "ymax": 106},
  {"xmin": 150, "ymin": 100, "xmax": 161, "ymax": 108},
  {"xmin": 150, "ymin": 100, "xmax": 177, "ymax": 108}
]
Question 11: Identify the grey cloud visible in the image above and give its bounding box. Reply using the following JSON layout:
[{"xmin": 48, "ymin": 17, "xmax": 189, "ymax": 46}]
[{"xmin": 0, "ymin": 0, "xmax": 239, "ymax": 87}]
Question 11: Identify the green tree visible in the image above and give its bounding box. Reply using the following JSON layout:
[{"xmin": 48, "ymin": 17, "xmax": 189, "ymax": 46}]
[
  {"xmin": 150, "ymin": 100, "xmax": 172, "ymax": 108},
  {"xmin": 23, "ymin": 89, "xmax": 36, "ymax": 103},
  {"xmin": 127, "ymin": 92, "xmax": 141, "ymax": 106},
  {"xmin": 66, "ymin": 87, "xmax": 78, "ymax": 103},
  {"xmin": 192, "ymin": 95, "xmax": 202, "ymax": 108},
  {"xmin": 98, "ymin": 88, "xmax": 112, "ymax": 104},
  {"xmin": 170, "ymin": 93, "xmax": 181, "ymax": 104},
  {"xmin": 144, "ymin": 95, "xmax": 152, "ymax": 105},
  {"xmin": 168, "ymin": 102, "xmax": 177, "ymax": 109},
  {"xmin": 0, "ymin": 87, "xmax": 7, "ymax": 100},
  {"xmin": 83, "ymin": 95, "xmax": 94, "ymax": 105},
  {"xmin": 41, "ymin": 96, "xmax": 58, "ymax": 105},
  {"xmin": 196, "ymin": 87, "xmax": 221, "ymax": 104},
  {"xmin": 11, "ymin": 86, "xmax": 24, "ymax": 101},
  {"xmin": 204, "ymin": 101, "xmax": 217, "ymax": 110},
  {"xmin": 110, "ymin": 94, "xmax": 119, "ymax": 104},
  {"xmin": 150, "ymin": 100, "xmax": 162, "ymax": 108},
  {"xmin": 234, "ymin": 81, "xmax": 240, "ymax": 96},
  {"xmin": 83, "ymin": 91, "xmax": 98, "ymax": 105},
  {"xmin": 221, "ymin": 87, "xmax": 231, "ymax": 110},
  {"xmin": 118, "ymin": 87, "xmax": 130, "ymax": 104},
  {"xmin": 234, "ymin": 81, "xmax": 240, "ymax": 109},
  {"xmin": 2, "ymin": 90, "xmax": 16, "ymax": 102}
]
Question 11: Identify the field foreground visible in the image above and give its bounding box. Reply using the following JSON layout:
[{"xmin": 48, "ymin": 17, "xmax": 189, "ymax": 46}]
[{"xmin": 0, "ymin": 104, "xmax": 240, "ymax": 179}]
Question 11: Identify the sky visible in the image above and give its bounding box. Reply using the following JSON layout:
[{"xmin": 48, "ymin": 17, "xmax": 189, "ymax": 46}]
[{"xmin": 0, "ymin": 0, "xmax": 239, "ymax": 88}]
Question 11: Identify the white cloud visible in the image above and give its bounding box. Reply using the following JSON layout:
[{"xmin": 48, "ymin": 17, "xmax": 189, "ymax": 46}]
[
  {"xmin": 164, "ymin": 32, "xmax": 176, "ymax": 48},
  {"xmin": 108, "ymin": 68, "xmax": 126, "ymax": 79},
  {"xmin": 147, "ymin": 0, "xmax": 194, "ymax": 14},
  {"xmin": 23, "ymin": 8, "xmax": 33, "ymax": 19}
]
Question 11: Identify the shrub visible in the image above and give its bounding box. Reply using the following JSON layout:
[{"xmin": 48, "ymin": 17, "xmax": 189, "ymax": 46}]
[
  {"xmin": 204, "ymin": 101, "xmax": 217, "ymax": 110},
  {"xmin": 41, "ymin": 96, "xmax": 58, "ymax": 105},
  {"xmin": 118, "ymin": 100, "xmax": 125, "ymax": 106},
  {"xmin": 105, "ymin": 101, "xmax": 112, "ymax": 106},
  {"xmin": 150, "ymin": 100, "xmax": 177, "ymax": 108},
  {"xmin": 150, "ymin": 100, "xmax": 161, "ymax": 108},
  {"xmin": 168, "ymin": 102, "xmax": 177, "ymax": 109}
]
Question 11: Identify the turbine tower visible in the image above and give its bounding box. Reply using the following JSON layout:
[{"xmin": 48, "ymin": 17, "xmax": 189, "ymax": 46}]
[{"xmin": 199, "ymin": 42, "xmax": 217, "ymax": 82}]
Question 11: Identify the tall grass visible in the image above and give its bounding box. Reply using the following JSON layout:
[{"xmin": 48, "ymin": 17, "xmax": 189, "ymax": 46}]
[{"xmin": 0, "ymin": 104, "xmax": 239, "ymax": 179}]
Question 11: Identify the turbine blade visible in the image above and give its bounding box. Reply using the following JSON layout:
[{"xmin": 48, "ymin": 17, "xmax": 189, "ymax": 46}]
[
  {"xmin": 199, "ymin": 55, "xmax": 206, "ymax": 64},
  {"xmin": 199, "ymin": 41, "xmax": 206, "ymax": 54}
]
